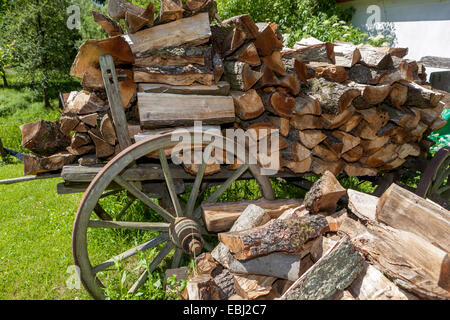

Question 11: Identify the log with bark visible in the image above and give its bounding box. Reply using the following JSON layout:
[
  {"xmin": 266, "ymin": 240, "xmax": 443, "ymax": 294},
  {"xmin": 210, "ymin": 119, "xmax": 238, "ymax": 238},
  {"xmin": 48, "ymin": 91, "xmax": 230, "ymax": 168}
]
[
  {"xmin": 20, "ymin": 121, "xmax": 70, "ymax": 156},
  {"xmin": 304, "ymin": 170, "xmax": 346, "ymax": 214}
]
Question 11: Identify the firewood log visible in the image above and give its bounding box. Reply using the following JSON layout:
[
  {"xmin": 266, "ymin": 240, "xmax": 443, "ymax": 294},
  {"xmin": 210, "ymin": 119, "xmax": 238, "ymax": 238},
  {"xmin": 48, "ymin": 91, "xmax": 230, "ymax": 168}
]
[
  {"xmin": 20, "ymin": 120, "xmax": 70, "ymax": 156},
  {"xmin": 307, "ymin": 62, "xmax": 348, "ymax": 83},
  {"xmin": 79, "ymin": 114, "xmax": 98, "ymax": 128},
  {"xmin": 344, "ymin": 163, "xmax": 378, "ymax": 177},
  {"xmin": 157, "ymin": 0, "xmax": 184, "ymax": 24},
  {"xmin": 399, "ymin": 81, "xmax": 444, "ymax": 108},
  {"xmin": 338, "ymin": 114, "xmax": 362, "ymax": 132},
  {"xmin": 233, "ymin": 274, "xmax": 277, "ymax": 300},
  {"xmin": 138, "ymin": 81, "xmax": 230, "ymax": 96},
  {"xmin": 67, "ymin": 145, "xmax": 96, "ymax": 156},
  {"xmin": 338, "ymin": 214, "xmax": 450, "ymax": 299},
  {"xmin": 92, "ymin": 10, "xmax": 123, "ymax": 36},
  {"xmin": 309, "ymin": 78, "xmax": 360, "ymax": 115},
  {"xmin": 23, "ymin": 152, "xmax": 76, "ymax": 176},
  {"xmin": 284, "ymin": 42, "xmax": 335, "ymax": 64},
  {"xmin": 278, "ymin": 73, "xmax": 300, "ymax": 96},
  {"xmin": 294, "ymin": 94, "xmax": 321, "ymax": 116},
  {"xmin": 304, "ymin": 170, "xmax": 346, "ymax": 214},
  {"xmin": 71, "ymin": 133, "xmax": 92, "ymax": 149},
  {"xmin": 388, "ymin": 82, "xmax": 408, "ymax": 108},
  {"xmin": 202, "ymin": 198, "xmax": 303, "ymax": 233},
  {"xmin": 362, "ymin": 143, "xmax": 398, "ymax": 167},
  {"xmin": 311, "ymin": 157, "xmax": 344, "ymax": 176},
  {"xmin": 333, "ymin": 41, "xmax": 361, "ymax": 67},
  {"xmin": 100, "ymin": 114, "xmax": 117, "ymax": 146},
  {"xmin": 282, "ymin": 157, "xmax": 312, "ymax": 174},
  {"xmin": 231, "ymin": 90, "xmax": 264, "ymax": 120},
  {"xmin": 60, "ymin": 116, "xmax": 80, "ymax": 136},
  {"xmin": 254, "ymin": 23, "xmax": 283, "ymax": 57},
  {"xmin": 261, "ymin": 51, "xmax": 286, "ymax": 75},
  {"xmin": 312, "ymin": 144, "xmax": 339, "ymax": 162},
  {"xmin": 223, "ymin": 61, "xmax": 262, "ymax": 91},
  {"xmin": 347, "ymin": 189, "xmax": 378, "ymax": 221},
  {"xmin": 64, "ymin": 90, "xmax": 106, "ymax": 115},
  {"xmin": 412, "ymin": 101, "xmax": 445, "ymax": 126},
  {"xmin": 126, "ymin": 12, "xmax": 211, "ymax": 57},
  {"xmin": 360, "ymin": 136, "xmax": 389, "ymax": 155},
  {"xmin": 376, "ymin": 183, "xmax": 450, "ymax": 252},
  {"xmin": 134, "ymin": 46, "xmax": 209, "ymax": 68},
  {"xmin": 291, "ymin": 115, "xmax": 323, "ymax": 130},
  {"xmin": 283, "ymin": 58, "xmax": 308, "ymax": 85},
  {"xmin": 226, "ymin": 42, "xmax": 261, "ymax": 66},
  {"xmin": 108, "ymin": 0, "xmax": 147, "ymax": 19},
  {"xmin": 218, "ymin": 214, "xmax": 331, "ymax": 260},
  {"xmin": 298, "ymin": 130, "xmax": 326, "ymax": 149},
  {"xmin": 88, "ymin": 129, "xmax": 115, "ymax": 159},
  {"xmin": 281, "ymin": 236, "xmax": 364, "ymax": 300},
  {"xmin": 125, "ymin": 11, "xmax": 150, "ymax": 34},
  {"xmin": 134, "ymin": 65, "xmax": 213, "ymax": 86},
  {"xmin": 70, "ymin": 37, "xmax": 134, "ymax": 78},
  {"xmin": 267, "ymin": 116, "xmax": 290, "ymax": 137},
  {"xmin": 380, "ymin": 104, "xmax": 420, "ymax": 130},
  {"xmin": 260, "ymin": 91, "xmax": 295, "ymax": 118},
  {"xmin": 357, "ymin": 107, "xmax": 390, "ymax": 131},
  {"xmin": 187, "ymin": 274, "xmax": 221, "ymax": 300},
  {"xmin": 358, "ymin": 44, "xmax": 393, "ymax": 69},
  {"xmin": 78, "ymin": 154, "xmax": 100, "ymax": 166},
  {"xmin": 321, "ymin": 106, "xmax": 356, "ymax": 130},
  {"xmin": 183, "ymin": 0, "xmax": 218, "ymax": 21}
]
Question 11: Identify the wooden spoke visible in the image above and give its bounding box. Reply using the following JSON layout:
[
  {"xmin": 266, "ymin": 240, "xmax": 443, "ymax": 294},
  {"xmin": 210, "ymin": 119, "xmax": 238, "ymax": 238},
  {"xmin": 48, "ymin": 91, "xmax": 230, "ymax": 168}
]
[
  {"xmin": 92, "ymin": 233, "xmax": 170, "ymax": 274},
  {"xmin": 193, "ymin": 164, "xmax": 249, "ymax": 218},
  {"xmin": 94, "ymin": 203, "xmax": 113, "ymax": 221},
  {"xmin": 100, "ymin": 190, "xmax": 123, "ymax": 199},
  {"xmin": 114, "ymin": 175, "xmax": 175, "ymax": 223},
  {"xmin": 184, "ymin": 144, "xmax": 214, "ymax": 217},
  {"xmin": 159, "ymin": 149, "xmax": 183, "ymax": 217},
  {"xmin": 88, "ymin": 220, "xmax": 170, "ymax": 231},
  {"xmin": 437, "ymin": 184, "xmax": 450, "ymax": 195},
  {"xmin": 128, "ymin": 242, "xmax": 175, "ymax": 295},
  {"xmin": 115, "ymin": 199, "xmax": 135, "ymax": 221},
  {"xmin": 171, "ymin": 248, "xmax": 183, "ymax": 269}
]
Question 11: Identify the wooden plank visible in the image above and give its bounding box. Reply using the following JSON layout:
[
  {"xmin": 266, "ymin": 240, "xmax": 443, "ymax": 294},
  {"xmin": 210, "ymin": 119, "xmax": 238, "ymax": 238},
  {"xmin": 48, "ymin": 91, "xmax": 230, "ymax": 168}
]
[
  {"xmin": 138, "ymin": 93, "xmax": 235, "ymax": 128},
  {"xmin": 99, "ymin": 54, "xmax": 132, "ymax": 151},
  {"xmin": 419, "ymin": 56, "xmax": 450, "ymax": 69},
  {"xmin": 0, "ymin": 173, "xmax": 61, "ymax": 185},
  {"xmin": 125, "ymin": 12, "xmax": 211, "ymax": 57}
]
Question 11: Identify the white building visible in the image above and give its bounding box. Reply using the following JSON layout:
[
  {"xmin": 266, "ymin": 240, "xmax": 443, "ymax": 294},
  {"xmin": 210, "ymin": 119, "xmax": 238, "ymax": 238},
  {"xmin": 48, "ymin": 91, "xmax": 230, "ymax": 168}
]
[{"xmin": 337, "ymin": 0, "xmax": 450, "ymax": 88}]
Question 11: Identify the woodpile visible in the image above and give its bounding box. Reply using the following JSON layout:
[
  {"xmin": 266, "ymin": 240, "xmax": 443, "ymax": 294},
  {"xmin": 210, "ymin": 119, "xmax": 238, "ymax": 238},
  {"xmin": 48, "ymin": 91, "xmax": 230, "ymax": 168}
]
[
  {"xmin": 174, "ymin": 171, "xmax": 450, "ymax": 300},
  {"xmin": 18, "ymin": 0, "xmax": 447, "ymax": 180}
]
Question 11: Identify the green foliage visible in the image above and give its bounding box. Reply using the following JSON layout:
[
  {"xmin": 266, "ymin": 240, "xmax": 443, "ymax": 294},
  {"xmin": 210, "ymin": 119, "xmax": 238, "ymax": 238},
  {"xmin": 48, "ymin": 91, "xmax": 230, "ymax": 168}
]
[
  {"xmin": 217, "ymin": 0, "xmax": 390, "ymax": 47},
  {"xmin": 0, "ymin": 40, "xmax": 14, "ymax": 84}
]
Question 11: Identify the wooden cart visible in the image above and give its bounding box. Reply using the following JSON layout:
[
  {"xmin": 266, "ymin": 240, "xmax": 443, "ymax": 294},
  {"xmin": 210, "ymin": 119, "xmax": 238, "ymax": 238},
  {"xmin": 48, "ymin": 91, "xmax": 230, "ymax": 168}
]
[{"xmin": 1, "ymin": 55, "xmax": 449, "ymax": 299}]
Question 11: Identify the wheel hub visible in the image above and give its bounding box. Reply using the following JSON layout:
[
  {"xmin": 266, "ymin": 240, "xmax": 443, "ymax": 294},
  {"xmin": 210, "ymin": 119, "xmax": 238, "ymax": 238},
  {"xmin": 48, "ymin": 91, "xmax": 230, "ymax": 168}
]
[{"xmin": 169, "ymin": 217, "xmax": 204, "ymax": 256}]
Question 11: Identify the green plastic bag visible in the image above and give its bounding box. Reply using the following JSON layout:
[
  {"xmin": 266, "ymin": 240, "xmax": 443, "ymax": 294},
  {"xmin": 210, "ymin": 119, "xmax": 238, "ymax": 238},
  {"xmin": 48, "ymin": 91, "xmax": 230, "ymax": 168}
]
[
  {"xmin": 428, "ymin": 109, "xmax": 450, "ymax": 154},
  {"xmin": 436, "ymin": 109, "xmax": 450, "ymax": 135}
]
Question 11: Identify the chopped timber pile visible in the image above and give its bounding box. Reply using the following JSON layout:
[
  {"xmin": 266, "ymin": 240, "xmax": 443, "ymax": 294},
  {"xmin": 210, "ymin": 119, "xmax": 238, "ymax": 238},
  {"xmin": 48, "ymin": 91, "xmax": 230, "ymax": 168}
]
[
  {"xmin": 171, "ymin": 171, "xmax": 449, "ymax": 300},
  {"xmin": 18, "ymin": 0, "xmax": 447, "ymax": 179}
]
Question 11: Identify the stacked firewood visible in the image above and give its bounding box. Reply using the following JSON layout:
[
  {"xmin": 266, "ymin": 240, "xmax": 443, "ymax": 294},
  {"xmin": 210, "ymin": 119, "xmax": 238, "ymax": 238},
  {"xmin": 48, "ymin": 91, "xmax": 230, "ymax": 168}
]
[
  {"xmin": 19, "ymin": 0, "xmax": 447, "ymax": 179},
  {"xmin": 171, "ymin": 171, "xmax": 449, "ymax": 300}
]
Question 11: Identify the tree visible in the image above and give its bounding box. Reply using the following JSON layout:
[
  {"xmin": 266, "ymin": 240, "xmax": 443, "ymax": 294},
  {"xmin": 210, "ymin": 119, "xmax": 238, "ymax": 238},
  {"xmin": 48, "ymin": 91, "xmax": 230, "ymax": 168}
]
[
  {"xmin": 0, "ymin": 41, "xmax": 14, "ymax": 87},
  {"xmin": 2, "ymin": 0, "xmax": 81, "ymax": 107}
]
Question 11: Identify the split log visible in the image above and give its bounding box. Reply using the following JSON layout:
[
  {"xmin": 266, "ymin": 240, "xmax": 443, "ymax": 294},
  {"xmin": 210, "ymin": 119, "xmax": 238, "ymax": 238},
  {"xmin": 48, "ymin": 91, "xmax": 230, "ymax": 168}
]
[
  {"xmin": 60, "ymin": 116, "xmax": 80, "ymax": 136},
  {"xmin": 70, "ymin": 37, "xmax": 134, "ymax": 78},
  {"xmin": 311, "ymin": 157, "xmax": 345, "ymax": 176},
  {"xmin": 158, "ymin": 0, "xmax": 184, "ymax": 24},
  {"xmin": 294, "ymin": 94, "xmax": 321, "ymax": 116},
  {"xmin": 307, "ymin": 62, "xmax": 348, "ymax": 83},
  {"xmin": 321, "ymin": 106, "xmax": 356, "ymax": 130},
  {"xmin": 309, "ymin": 78, "xmax": 360, "ymax": 115},
  {"xmin": 134, "ymin": 46, "xmax": 209, "ymax": 67},
  {"xmin": 227, "ymin": 42, "xmax": 261, "ymax": 66},
  {"xmin": 283, "ymin": 43, "xmax": 335, "ymax": 64},
  {"xmin": 64, "ymin": 90, "xmax": 106, "ymax": 115},
  {"xmin": 125, "ymin": 11, "xmax": 150, "ymax": 34},
  {"xmin": 71, "ymin": 133, "xmax": 92, "ymax": 149},
  {"xmin": 92, "ymin": 10, "xmax": 123, "ymax": 36},
  {"xmin": 333, "ymin": 41, "xmax": 361, "ymax": 67},
  {"xmin": 20, "ymin": 120, "xmax": 70, "ymax": 156},
  {"xmin": 341, "ymin": 146, "xmax": 363, "ymax": 163},
  {"xmin": 376, "ymin": 183, "xmax": 450, "ymax": 252},
  {"xmin": 211, "ymin": 267, "xmax": 236, "ymax": 300},
  {"xmin": 78, "ymin": 114, "xmax": 97, "ymax": 128},
  {"xmin": 281, "ymin": 236, "xmax": 364, "ymax": 300},
  {"xmin": 379, "ymin": 157, "xmax": 406, "ymax": 171},
  {"xmin": 396, "ymin": 143, "xmax": 420, "ymax": 159},
  {"xmin": 138, "ymin": 93, "xmax": 235, "ymax": 128},
  {"xmin": 183, "ymin": 162, "xmax": 221, "ymax": 176},
  {"xmin": 233, "ymin": 274, "xmax": 277, "ymax": 300},
  {"xmin": 332, "ymin": 131, "xmax": 361, "ymax": 154},
  {"xmin": 356, "ymin": 83, "xmax": 392, "ymax": 105},
  {"xmin": 312, "ymin": 144, "xmax": 339, "ymax": 162},
  {"xmin": 223, "ymin": 61, "xmax": 262, "ymax": 91},
  {"xmin": 183, "ymin": 0, "xmax": 218, "ymax": 20},
  {"xmin": 291, "ymin": 115, "xmax": 323, "ymax": 130},
  {"xmin": 412, "ymin": 102, "xmax": 445, "ymax": 126},
  {"xmin": 261, "ymin": 51, "xmax": 285, "ymax": 75},
  {"xmin": 218, "ymin": 214, "xmax": 331, "ymax": 260},
  {"xmin": 187, "ymin": 274, "xmax": 221, "ymax": 300},
  {"xmin": 67, "ymin": 145, "xmax": 96, "ymax": 156},
  {"xmin": 138, "ymin": 81, "xmax": 230, "ymax": 96},
  {"xmin": 100, "ymin": 114, "xmax": 117, "ymax": 146},
  {"xmin": 304, "ymin": 170, "xmax": 346, "ymax": 214},
  {"xmin": 380, "ymin": 104, "xmax": 420, "ymax": 130},
  {"xmin": 283, "ymin": 140, "xmax": 312, "ymax": 163},
  {"xmin": 108, "ymin": 0, "xmax": 147, "ymax": 19},
  {"xmin": 430, "ymin": 117, "xmax": 447, "ymax": 132},
  {"xmin": 133, "ymin": 65, "xmax": 213, "ymax": 86},
  {"xmin": 267, "ymin": 116, "xmax": 290, "ymax": 137},
  {"xmin": 344, "ymin": 163, "xmax": 378, "ymax": 177},
  {"xmin": 363, "ymin": 143, "xmax": 398, "ymax": 167},
  {"xmin": 210, "ymin": 14, "xmax": 258, "ymax": 56},
  {"xmin": 358, "ymin": 44, "xmax": 393, "ymax": 69},
  {"xmin": 282, "ymin": 157, "xmax": 312, "ymax": 174},
  {"xmin": 74, "ymin": 122, "xmax": 90, "ymax": 133},
  {"xmin": 388, "ymin": 82, "xmax": 408, "ymax": 108},
  {"xmin": 350, "ymin": 262, "xmax": 417, "ymax": 300},
  {"xmin": 399, "ymin": 81, "xmax": 444, "ymax": 108},
  {"xmin": 357, "ymin": 108, "xmax": 390, "ymax": 131},
  {"xmin": 298, "ymin": 130, "xmax": 326, "ymax": 149},
  {"xmin": 338, "ymin": 114, "xmax": 362, "ymax": 132},
  {"xmin": 78, "ymin": 154, "xmax": 100, "ymax": 166},
  {"xmin": 277, "ymin": 73, "xmax": 300, "ymax": 96},
  {"xmin": 231, "ymin": 90, "xmax": 264, "ymax": 120},
  {"xmin": 347, "ymin": 189, "xmax": 378, "ymax": 221},
  {"xmin": 23, "ymin": 152, "xmax": 76, "ymax": 176},
  {"xmin": 254, "ymin": 23, "xmax": 283, "ymax": 57},
  {"xmin": 352, "ymin": 120, "xmax": 378, "ymax": 140},
  {"xmin": 310, "ymin": 236, "xmax": 337, "ymax": 262},
  {"xmin": 261, "ymin": 91, "xmax": 295, "ymax": 118},
  {"xmin": 202, "ymin": 198, "xmax": 303, "ymax": 233},
  {"xmin": 338, "ymin": 215, "xmax": 450, "ymax": 299},
  {"xmin": 126, "ymin": 12, "xmax": 211, "ymax": 57},
  {"xmin": 283, "ymin": 58, "xmax": 308, "ymax": 85},
  {"xmin": 212, "ymin": 52, "xmax": 224, "ymax": 84},
  {"xmin": 255, "ymin": 64, "xmax": 280, "ymax": 88},
  {"xmin": 195, "ymin": 253, "xmax": 218, "ymax": 276},
  {"xmin": 88, "ymin": 129, "xmax": 115, "ymax": 159}
]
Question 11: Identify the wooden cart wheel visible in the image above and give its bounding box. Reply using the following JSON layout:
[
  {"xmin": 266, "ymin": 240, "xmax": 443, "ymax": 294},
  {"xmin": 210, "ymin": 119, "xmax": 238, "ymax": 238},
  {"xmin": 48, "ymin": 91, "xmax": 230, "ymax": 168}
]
[
  {"xmin": 416, "ymin": 146, "xmax": 450, "ymax": 209},
  {"xmin": 72, "ymin": 130, "xmax": 274, "ymax": 300}
]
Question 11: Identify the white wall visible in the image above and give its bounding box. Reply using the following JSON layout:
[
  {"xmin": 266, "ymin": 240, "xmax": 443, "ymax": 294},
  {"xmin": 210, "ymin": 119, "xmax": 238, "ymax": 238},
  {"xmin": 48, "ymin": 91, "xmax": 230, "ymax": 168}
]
[{"xmin": 339, "ymin": 0, "xmax": 450, "ymax": 78}]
